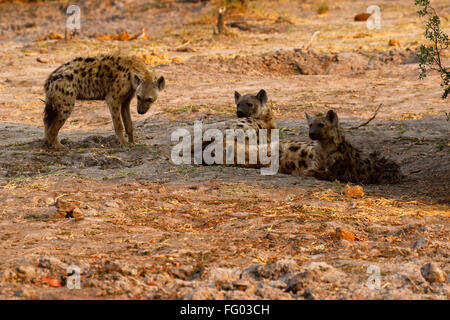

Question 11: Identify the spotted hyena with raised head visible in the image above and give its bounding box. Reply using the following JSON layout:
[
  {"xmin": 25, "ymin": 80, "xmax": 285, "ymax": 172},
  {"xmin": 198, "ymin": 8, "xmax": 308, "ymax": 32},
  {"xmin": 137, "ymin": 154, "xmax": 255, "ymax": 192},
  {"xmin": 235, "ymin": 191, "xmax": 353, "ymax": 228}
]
[
  {"xmin": 302, "ymin": 110, "xmax": 403, "ymax": 184},
  {"xmin": 197, "ymin": 89, "xmax": 277, "ymax": 166},
  {"xmin": 43, "ymin": 54, "xmax": 165, "ymax": 149}
]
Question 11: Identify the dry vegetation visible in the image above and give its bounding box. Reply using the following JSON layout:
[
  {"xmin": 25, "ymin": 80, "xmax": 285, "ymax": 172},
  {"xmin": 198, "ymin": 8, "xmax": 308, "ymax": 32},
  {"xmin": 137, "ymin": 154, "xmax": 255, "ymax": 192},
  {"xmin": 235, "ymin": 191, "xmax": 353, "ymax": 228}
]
[{"xmin": 0, "ymin": 0, "xmax": 448, "ymax": 299}]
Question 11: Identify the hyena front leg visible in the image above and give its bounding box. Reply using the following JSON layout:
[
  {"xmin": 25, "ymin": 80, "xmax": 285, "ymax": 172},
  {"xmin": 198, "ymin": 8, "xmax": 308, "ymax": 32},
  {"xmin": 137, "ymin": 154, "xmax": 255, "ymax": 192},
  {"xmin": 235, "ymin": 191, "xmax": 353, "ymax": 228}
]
[
  {"xmin": 44, "ymin": 102, "xmax": 74, "ymax": 150},
  {"xmin": 106, "ymin": 95, "xmax": 128, "ymax": 146},
  {"xmin": 121, "ymin": 94, "xmax": 134, "ymax": 144}
]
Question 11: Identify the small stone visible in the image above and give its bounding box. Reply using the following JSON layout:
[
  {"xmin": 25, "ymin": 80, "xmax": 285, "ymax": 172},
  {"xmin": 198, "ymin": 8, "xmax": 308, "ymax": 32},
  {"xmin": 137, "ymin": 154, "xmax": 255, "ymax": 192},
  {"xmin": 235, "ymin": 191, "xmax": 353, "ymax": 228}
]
[
  {"xmin": 105, "ymin": 200, "xmax": 120, "ymax": 208},
  {"xmin": 16, "ymin": 265, "xmax": 36, "ymax": 277},
  {"xmin": 232, "ymin": 280, "xmax": 250, "ymax": 291},
  {"xmin": 36, "ymin": 57, "xmax": 49, "ymax": 64},
  {"xmin": 412, "ymin": 237, "xmax": 428, "ymax": 249},
  {"xmin": 421, "ymin": 263, "xmax": 447, "ymax": 284},
  {"xmin": 55, "ymin": 198, "xmax": 83, "ymax": 219},
  {"xmin": 300, "ymin": 288, "xmax": 315, "ymax": 300},
  {"xmin": 72, "ymin": 207, "xmax": 84, "ymax": 220},
  {"xmin": 388, "ymin": 39, "xmax": 401, "ymax": 47}
]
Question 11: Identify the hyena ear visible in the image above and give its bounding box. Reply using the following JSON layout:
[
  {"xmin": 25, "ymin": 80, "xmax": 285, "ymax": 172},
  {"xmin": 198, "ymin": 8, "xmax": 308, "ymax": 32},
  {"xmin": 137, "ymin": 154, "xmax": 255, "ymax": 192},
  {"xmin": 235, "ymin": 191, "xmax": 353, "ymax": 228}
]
[
  {"xmin": 157, "ymin": 76, "xmax": 165, "ymax": 91},
  {"xmin": 256, "ymin": 89, "xmax": 268, "ymax": 105},
  {"xmin": 132, "ymin": 74, "xmax": 142, "ymax": 88},
  {"xmin": 326, "ymin": 110, "xmax": 338, "ymax": 124},
  {"xmin": 305, "ymin": 112, "xmax": 312, "ymax": 123},
  {"xmin": 234, "ymin": 91, "xmax": 241, "ymax": 104}
]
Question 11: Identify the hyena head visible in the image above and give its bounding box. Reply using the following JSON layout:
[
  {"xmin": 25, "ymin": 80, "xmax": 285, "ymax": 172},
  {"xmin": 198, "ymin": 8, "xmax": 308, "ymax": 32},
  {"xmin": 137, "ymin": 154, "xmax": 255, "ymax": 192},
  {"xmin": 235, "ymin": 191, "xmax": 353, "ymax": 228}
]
[
  {"xmin": 133, "ymin": 74, "xmax": 165, "ymax": 114},
  {"xmin": 234, "ymin": 89, "xmax": 270, "ymax": 119},
  {"xmin": 305, "ymin": 110, "xmax": 342, "ymax": 144}
]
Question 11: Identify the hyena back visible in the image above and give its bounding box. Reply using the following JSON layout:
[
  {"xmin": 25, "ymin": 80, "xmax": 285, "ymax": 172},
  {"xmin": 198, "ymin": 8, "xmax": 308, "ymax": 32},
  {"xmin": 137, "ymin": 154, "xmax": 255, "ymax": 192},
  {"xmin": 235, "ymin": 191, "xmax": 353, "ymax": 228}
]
[{"xmin": 43, "ymin": 54, "xmax": 165, "ymax": 149}]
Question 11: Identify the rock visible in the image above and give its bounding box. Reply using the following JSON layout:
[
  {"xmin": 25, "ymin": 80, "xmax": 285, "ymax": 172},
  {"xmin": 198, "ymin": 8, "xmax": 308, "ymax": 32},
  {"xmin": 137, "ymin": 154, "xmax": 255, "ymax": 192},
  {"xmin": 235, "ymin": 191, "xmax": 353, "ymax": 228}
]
[
  {"xmin": 38, "ymin": 257, "xmax": 68, "ymax": 271},
  {"xmin": 241, "ymin": 259, "xmax": 298, "ymax": 281},
  {"xmin": 185, "ymin": 287, "xmax": 224, "ymax": 300},
  {"xmin": 16, "ymin": 265, "xmax": 37, "ymax": 277},
  {"xmin": 208, "ymin": 268, "xmax": 240, "ymax": 284},
  {"xmin": 300, "ymin": 288, "xmax": 315, "ymax": 300},
  {"xmin": 232, "ymin": 280, "xmax": 250, "ymax": 291},
  {"xmin": 36, "ymin": 57, "xmax": 49, "ymax": 64},
  {"xmin": 170, "ymin": 265, "xmax": 203, "ymax": 281},
  {"xmin": 421, "ymin": 263, "xmax": 447, "ymax": 284},
  {"xmin": 286, "ymin": 270, "xmax": 317, "ymax": 293},
  {"xmin": 13, "ymin": 288, "xmax": 34, "ymax": 298},
  {"xmin": 254, "ymin": 283, "xmax": 293, "ymax": 299},
  {"xmin": 105, "ymin": 200, "xmax": 120, "ymax": 208},
  {"xmin": 412, "ymin": 237, "xmax": 428, "ymax": 249},
  {"xmin": 55, "ymin": 198, "xmax": 82, "ymax": 218}
]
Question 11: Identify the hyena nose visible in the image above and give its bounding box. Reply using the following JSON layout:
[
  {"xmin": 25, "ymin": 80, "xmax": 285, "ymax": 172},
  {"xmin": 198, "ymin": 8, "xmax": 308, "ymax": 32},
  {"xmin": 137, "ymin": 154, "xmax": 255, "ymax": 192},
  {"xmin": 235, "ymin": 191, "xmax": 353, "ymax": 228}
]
[
  {"xmin": 309, "ymin": 132, "xmax": 319, "ymax": 140},
  {"xmin": 236, "ymin": 111, "xmax": 244, "ymax": 118}
]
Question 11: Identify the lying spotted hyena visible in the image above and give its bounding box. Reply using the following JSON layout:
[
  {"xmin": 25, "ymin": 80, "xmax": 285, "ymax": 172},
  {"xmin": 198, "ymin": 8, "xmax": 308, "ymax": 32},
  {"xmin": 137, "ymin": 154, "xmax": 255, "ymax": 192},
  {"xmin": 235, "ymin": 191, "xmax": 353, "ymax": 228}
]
[
  {"xmin": 197, "ymin": 89, "xmax": 277, "ymax": 166},
  {"xmin": 43, "ymin": 54, "xmax": 165, "ymax": 149},
  {"xmin": 279, "ymin": 110, "xmax": 403, "ymax": 184}
]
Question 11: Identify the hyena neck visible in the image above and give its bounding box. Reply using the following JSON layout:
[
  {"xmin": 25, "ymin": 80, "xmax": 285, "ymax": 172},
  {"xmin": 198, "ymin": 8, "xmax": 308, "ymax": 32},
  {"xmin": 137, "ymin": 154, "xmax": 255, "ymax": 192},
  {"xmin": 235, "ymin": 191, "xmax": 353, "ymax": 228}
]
[
  {"xmin": 315, "ymin": 126, "xmax": 346, "ymax": 154},
  {"xmin": 258, "ymin": 106, "xmax": 276, "ymax": 130}
]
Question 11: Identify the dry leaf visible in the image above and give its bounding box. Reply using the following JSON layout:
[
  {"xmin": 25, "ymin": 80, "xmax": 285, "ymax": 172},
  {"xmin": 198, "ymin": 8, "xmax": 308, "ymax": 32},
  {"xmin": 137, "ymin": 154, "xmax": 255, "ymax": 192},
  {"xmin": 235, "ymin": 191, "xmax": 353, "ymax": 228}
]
[
  {"xmin": 49, "ymin": 32, "xmax": 64, "ymax": 40},
  {"xmin": 388, "ymin": 39, "xmax": 400, "ymax": 47},
  {"xmin": 353, "ymin": 33, "xmax": 373, "ymax": 38},
  {"xmin": 343, "ymin": 184, "xmax": 364, "ymax": 198},
  {"xmin": 333, "ymin": 228, "xmax": 356, "ymax": 241},
  {"xmin": 42, "ymin": 277, "xmax": 62, "ymax": 287}
]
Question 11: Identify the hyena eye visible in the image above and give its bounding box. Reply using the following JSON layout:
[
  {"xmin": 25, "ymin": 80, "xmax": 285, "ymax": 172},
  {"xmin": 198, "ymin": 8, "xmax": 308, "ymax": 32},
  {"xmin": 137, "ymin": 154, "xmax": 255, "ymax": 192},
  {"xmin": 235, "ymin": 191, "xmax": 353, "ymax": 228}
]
[
  {"xmin": 247, "ymin": 103, "xmax": 253, "ymax": 108},
  {"xmin": 319, "ymin": 123, "xmax": 325, "ymax": 128},
  {"xmin": 146, "ymin": 98, "xmax": 154, "ymax": 103},
  {"xmin": 137, "ymin": 96, "xmax": 141, "ymax": 101}
]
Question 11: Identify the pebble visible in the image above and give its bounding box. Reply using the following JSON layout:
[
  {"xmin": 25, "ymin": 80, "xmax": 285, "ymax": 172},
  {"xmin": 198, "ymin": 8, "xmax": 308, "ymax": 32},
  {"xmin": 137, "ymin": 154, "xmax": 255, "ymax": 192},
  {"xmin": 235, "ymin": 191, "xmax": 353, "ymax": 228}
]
[{"xmin": 421, "ymin": 263, "xmax": 447, "ymax": 284}]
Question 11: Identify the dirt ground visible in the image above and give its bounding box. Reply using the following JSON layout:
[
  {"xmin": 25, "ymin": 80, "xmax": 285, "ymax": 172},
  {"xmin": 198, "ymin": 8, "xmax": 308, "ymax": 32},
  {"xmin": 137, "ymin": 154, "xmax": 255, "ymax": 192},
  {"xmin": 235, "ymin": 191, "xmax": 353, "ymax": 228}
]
[{"xmin": 0, "ymin": 0, "xmax": 448, "ymax": 300}]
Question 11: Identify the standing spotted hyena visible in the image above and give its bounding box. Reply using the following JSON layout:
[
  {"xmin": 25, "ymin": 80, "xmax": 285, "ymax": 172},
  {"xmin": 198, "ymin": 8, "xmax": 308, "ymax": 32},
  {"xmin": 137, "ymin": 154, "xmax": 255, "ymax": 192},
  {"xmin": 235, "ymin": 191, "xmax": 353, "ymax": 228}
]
[
  {"xmin": 43, "ymin": 54, "xmax": 165, "ymax": 149},
  {"xmin": 302, "ymin": 110, "xmax": 403, "ymax": 184}
]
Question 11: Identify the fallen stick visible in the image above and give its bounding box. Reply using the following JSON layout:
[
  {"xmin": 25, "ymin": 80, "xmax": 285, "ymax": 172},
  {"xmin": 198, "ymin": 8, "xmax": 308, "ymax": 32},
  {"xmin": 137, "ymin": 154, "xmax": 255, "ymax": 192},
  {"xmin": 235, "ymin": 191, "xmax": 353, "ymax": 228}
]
[
  {"xmin": 347, "ymin": 104, "xmax": 383, "ymax": 130},
  {"xmin": 301, "ymin": 31, "xmax": 320, "ymax": 51}
]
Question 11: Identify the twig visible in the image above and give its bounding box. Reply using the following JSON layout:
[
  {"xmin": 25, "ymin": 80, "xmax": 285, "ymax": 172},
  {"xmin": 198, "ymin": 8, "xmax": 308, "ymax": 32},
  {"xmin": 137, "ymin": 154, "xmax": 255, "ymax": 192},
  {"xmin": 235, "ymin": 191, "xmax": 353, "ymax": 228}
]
[
  {"xmin": 175, "ymin": 40, "xmax": 191, "ymax": 49},
  {"xmin": 301, "ymin": 31, "xmax": 320, "ymax": 51},
  {"xmin": 276, "ymin": 16, "xmax": 294, "ymax": 25},
  {"xmin": 347, "ymin": 104, "xmax": 382, "ymax": 130},
  {"xmin": 217, "ymin": 7, "xmax": 226, "ymax": 34}
]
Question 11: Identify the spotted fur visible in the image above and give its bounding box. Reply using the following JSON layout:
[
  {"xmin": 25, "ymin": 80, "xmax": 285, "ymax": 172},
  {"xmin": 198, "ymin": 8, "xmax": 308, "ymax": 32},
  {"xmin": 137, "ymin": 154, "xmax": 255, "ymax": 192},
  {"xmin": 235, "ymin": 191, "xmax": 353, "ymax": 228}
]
[
  {"xmin": 198, "ymin": 89, "xmax": 276, "ymax": 166},
  {"xmin": 304, "ymin": 110, "xmax": 403, "ymax": 184},
  {"xmin": 43, "ymin": 54, "xmax": 165, "ymax": 149},
  {"xmin": 278, "ymin": 140, "xmax": 316, "ymax": 175}
]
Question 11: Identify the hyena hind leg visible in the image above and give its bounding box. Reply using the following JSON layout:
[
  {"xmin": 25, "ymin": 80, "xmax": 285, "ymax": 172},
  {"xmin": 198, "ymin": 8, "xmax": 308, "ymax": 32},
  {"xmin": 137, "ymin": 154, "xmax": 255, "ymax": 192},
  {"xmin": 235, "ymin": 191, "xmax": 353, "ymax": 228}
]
[{"xmin": 44, "ymin": 102, "xmax": 74, "ymax": 150}]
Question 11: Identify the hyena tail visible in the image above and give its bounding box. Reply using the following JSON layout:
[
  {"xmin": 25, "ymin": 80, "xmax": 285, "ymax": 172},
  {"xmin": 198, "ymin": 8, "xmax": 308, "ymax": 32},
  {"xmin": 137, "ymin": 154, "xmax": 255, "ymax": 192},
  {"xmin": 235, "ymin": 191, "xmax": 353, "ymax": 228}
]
[{"xmin": 43, "ymin": 98, "xmax": 58, "ymax": 128}]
